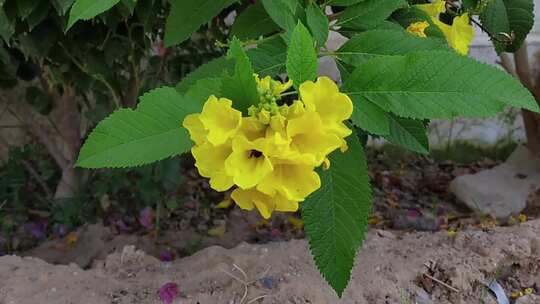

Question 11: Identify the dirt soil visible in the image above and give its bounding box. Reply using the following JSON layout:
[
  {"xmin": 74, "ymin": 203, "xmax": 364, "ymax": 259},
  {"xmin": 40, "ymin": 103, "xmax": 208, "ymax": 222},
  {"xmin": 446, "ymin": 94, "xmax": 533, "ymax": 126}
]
[{"xmin": 1, "ymin": 220, "xmax": 539, "ymax": 304}]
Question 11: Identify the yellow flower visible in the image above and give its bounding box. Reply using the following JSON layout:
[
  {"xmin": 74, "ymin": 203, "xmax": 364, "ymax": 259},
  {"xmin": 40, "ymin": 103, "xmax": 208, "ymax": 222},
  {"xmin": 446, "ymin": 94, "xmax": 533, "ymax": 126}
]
[
  {"xmin": 183, "ymin": 114, "xmax": 207, "ymax": 146},
  {"xmin": 192, "ymin": 142, "xmax": 234, "ymax": 191},
  {"xmin": 183, "ymin": 75, "xmax": 353, "ymax": 219},
  {"xmin": 417, "ymin": 0, "xmax": 474, "ymax": 55},
  {"xmin": 406, "ymin": 21, "xmax": 430, "ymax": 38},
  {"xmin": 287, "ymin": 111, "xmax": 343, "ymax": 165},
  {"xmin": 225, "ymin": 136, "xmax": 273, "ymax": 189},
  {"xmin": 257, "ymin": 161, "xmax": 320, "ymax": 201},
  {"xmin": 231, "ymin": 187, "xmax": 298, "ymax": 219},
  {"xmin": 299, "ymin": 77, "xmax": 353, "ymax": 149},
  {"xmin": 198, "ymin": 95, "xmax": 241, "ymax": 145}
]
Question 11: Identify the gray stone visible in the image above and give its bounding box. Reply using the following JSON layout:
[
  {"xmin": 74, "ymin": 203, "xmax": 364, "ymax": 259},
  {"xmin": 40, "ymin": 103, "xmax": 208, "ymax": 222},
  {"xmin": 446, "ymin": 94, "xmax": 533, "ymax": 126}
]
[
  {"xmin": 450, "ymin": 146, "xmax": 540, "ymax": 218},
  {"xmin": 516, "ymin": 295, "xmax": 540, "ymax": 304}
]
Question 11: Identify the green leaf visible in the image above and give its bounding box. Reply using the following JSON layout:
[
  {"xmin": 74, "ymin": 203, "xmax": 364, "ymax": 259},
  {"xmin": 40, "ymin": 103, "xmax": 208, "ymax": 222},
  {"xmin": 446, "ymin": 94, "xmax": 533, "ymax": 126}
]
[
  {"xmin": 17, "ymin": 0, "xmax": 40, "ymax": 20},
  {"xmin": 76, "ymin": 87, "xmax": 194, "ymax": 168},
  {"xmin": 175, "ymin": 36, "xmax": 287, "ymax": 94},
  {"xmin": 164, "ymin": 0, "xmax": 237, "ymax": 47},
  {"xmin": 480, "ymin": 0, "xmax": 534, "ymax": 53},
  {"xmin": 302, "ymin": 135, "xmax": 372, "ymax": 297},
  {"xmin": 384, "ymin": 115, "xmax": 429, "ymax": 154},
  {"xmin": 337, "ymin": 29, "xmax": 448, "ymax": 66},
  {"xmin": 176, "ymin": 57, "xmax": 234, "ymax": 93},
  {"xmin": 221, "ymin": 38, "xmax": 259, "ymax": 113},
  {"xmin": 306, "ymin": 3, "xmax": 329, "ymax": 47},
  {"xmin": 52, "ymin": 0, "xmax": 76, "ymax": 15},
  {"xmin": 351, "ymin": 98, "xmax": 390, "ymax": 135},
  {"xmin": 344, "ymin": 51, "xmax": 538, "ymax": 119},
  {"xmin": 286, "ymin": 22, "xmax": 317, "ymax": 89},
  {"xmin": 67, "ymin": 0, "xmax": 121, "ymax": 30},
  {"xmin": 328, "ymin": 0, "xmax": 364, "ymax": 6},
  {"xmin": 249, "ymin": 36, "xmax": 288, "ymax": 77},
  {"xmin": 230, "ymin": 2, "xmax": 280, "ymax": 40},
  {"xmin": 337, "ymin": 0, "xmax": 406, "ymax": 30},
  {"xmin": 261, "ymin": 0, "xmax": 298, "ymax": 32}
]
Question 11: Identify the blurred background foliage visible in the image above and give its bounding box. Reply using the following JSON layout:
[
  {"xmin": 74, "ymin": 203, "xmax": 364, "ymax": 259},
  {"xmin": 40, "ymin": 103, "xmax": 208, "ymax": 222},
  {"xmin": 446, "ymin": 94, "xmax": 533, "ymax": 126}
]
[{"xmin": 0, "ymin": 0, "xmax": 235, "ymax": 252}]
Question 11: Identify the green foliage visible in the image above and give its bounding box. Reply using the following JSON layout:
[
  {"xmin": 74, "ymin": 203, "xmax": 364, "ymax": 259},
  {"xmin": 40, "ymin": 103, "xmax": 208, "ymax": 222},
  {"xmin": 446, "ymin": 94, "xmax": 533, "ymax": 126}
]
[
  {"xmin": 337, "ymin": 0, "xmax": 407, "ymax": 30},
  {"xmin": 480, "ymin": 0, "xmax": 534, "ymax": 53},
  {"xmin": 302, "ymin": 135, "xmax": 372, "ymax": 297},
  {"xmin": 337, "ymin": 29, "xmax": 448, "ymax": 66},
  {"xmin": 231, "ymin": 1, "xmax": 279, "ymax": 40},
  {"xmin": 306, "ymin": 3, "xmax": 329, "ymax": 47},
  {"xmin": 67, "ymin": 0, "xmax": 121, "ymax": 29},
  {"xmin": 384, "ymin": 116, "xmax": 429, "ymax": 154},
  {"xmin": 76, "ymin": 87, "xmax": 194, "ymax": 168},
  {"xmin": 351, "ymin": 99, "xmax": 391, "ymax": 136},
  {"xmin": 344, "ymin": 51, "xmax": 538, "ymax": 120},
  {"xmin": 164, "ymin": 0, "xmax": 237, "ymax": 46},
  {"xmin": 261, "ymin": 0, "xmax": 300, "ymax": 32},
  {"xmin": 221, "ymin": 38, "xmax": 259, "ymax": 113},
  {"xmin": 286, "ymin": 22, "xmax": 318, "ymax": 89}
]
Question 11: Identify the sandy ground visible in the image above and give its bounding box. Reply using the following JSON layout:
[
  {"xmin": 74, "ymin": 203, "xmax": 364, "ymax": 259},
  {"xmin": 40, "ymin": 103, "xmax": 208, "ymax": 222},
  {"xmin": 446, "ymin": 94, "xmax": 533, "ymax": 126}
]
[{"xmin": 1, "ymin": 220, "xmax": 539, "ymax": 304}]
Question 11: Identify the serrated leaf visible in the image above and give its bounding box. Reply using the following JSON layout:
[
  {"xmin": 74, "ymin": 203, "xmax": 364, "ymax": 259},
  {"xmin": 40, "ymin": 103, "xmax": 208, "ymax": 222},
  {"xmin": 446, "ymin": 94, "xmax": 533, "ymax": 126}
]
[
  {"xmin": 351, "ymin": 98, "xmax": 390, "ymax": 135},
  {"xmin": 302, "ymin": 135, "xmax": 372, "ymax": 297},
  {"xmin": 67, "ymin": 0, "xmax": 121, "ymax": 30},
  {"xmin": 249, "ymin": 36, "xmax": 288, "ymax": 77},
  {"xmin": 343, "ymin": 51, "xmax": 538, "ymax": 120},
  {"xmin": 337, "ymin": 0, "xmax": 406, "ymax": 30},
  {"xmin": 286, "ymin": 22, "xmax": 317, "ymax": 89},
  {"xmin": 306, "ymin": 3, "xmax": 329, "ymax": 47},
  {"xmin": 176, "ymin": 57, "xmax": 234, "ymax": 93},
  {"xmin": 76, "ymin": 87, "xmax": 195, "ymax": 168},
  {"xmin": 337, "ymin": 29, "xmax": 448, "ymax": 66},
  {"xmin": 164, "ymin": 0, "xmax": 237, "ymax": 47},
  {"xmin": 479, "ymin": 0, "xmax": 534, "ymax": 53},
  {"xmin": 261, "ymin": 0, "xmax": 298, "ymax": 32},
  {"xmin": 230, "ymin": 1, "xmax": 279, "ymax": 40},
  {"xmin": 384, "ymin": 115, "xmax": 429, "ymax": 153},
  {"xmin": 176, "ymin": 37, "xmax": 287, "ymax": 94},
  {"xmin": 221, "ymin": 38, "xmax": 259, "ymax": 113}
]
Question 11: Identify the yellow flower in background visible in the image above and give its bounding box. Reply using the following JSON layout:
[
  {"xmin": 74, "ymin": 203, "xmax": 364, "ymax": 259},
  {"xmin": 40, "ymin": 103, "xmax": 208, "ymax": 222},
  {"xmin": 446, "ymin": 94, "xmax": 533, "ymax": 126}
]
[
  {"xmin": 182, "ymin": 76, "xmax": 353, "ymax": 219},
  {"xmin": 416, "ymin": 0, "xmax": 474, "ymax": 55},
  {"xmin": 406, "ymin": 21, "xmax": 430, "ymax": 38}
]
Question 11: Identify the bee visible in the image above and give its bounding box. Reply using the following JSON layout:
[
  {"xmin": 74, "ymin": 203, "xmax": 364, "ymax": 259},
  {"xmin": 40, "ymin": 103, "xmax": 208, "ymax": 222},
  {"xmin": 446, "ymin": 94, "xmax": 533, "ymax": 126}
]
[{"xmin": 444, "ymin": 0, "xmax": 463, "ymax": 15}]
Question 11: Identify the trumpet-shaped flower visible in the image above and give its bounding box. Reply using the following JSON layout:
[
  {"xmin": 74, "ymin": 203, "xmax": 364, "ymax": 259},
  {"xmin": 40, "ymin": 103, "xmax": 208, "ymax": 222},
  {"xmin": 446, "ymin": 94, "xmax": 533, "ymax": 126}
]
[
  {"xmin": 183, "ymin": 75, "xmax": 353, "ymax": 218},
  {"xmin": 225, "ymin": 136, "xmax": 273, "ymax": 189},
  {"xmin": 416, "ymin": 0, "xmax": 474, "ymax": 55},
  {"xmin": 257, "ymin": 162, "xmax": 320, "ymax": 202},
  {"xmin": 198, "ymin": 95, "xmax": 241, "ymax": 145},
  {"xmin": 191, "ymin": 142, "xmax": 234, "ymax": 191},
  {"xmin": 231, "ymin": 188, "xmax": 298, "ymax": 219}
]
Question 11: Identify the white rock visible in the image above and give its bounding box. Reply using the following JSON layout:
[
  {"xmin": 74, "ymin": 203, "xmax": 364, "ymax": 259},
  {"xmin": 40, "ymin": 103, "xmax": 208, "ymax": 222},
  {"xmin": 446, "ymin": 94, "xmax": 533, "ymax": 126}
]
[{"xmin": 450, "ymin": 146, "xmax": 540, "ymax": 218}]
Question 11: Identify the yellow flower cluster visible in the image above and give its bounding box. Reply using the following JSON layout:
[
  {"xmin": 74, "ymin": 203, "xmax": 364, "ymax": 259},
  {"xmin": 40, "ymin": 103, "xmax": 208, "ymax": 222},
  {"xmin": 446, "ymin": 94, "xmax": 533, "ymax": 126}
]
[
  {"xmin": 183, "ymin": 76, "xmax": 353, "ymax": 218},
  {"xmin": 413, "ymin": 0, "xmax": 475, "ymax": 55}
]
